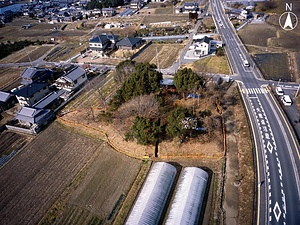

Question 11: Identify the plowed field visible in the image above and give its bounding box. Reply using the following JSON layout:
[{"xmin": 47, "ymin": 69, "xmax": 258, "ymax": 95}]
[{"xmin": 0, "ymin": 122, "xmax": 101, "ymax": 225}]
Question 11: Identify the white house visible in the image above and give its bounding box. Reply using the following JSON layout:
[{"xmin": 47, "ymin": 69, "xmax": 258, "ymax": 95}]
[
  {"xmin": 55, "ymin": 66, "xmax": 87, "ymax": 92},
  {"xmin": 193, "ymin": 36, "xmax": 212, "ymax": 57},
  {"xmin": 191, "ymin": 36, "xmax": 223, "ymax": 57}
]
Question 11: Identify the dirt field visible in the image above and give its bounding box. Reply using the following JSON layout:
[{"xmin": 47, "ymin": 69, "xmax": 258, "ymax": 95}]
[
  {"xmin": 40, "ymin": 138, "xmax": 142, "ymax": 225},
  {"xmin": 0, "ymin": 131, "xmax": 31, "ymax": 157},
  {"xmin": 0, "ymin": 122, "xmax": 102, "ymax": 225},
  {"xmin": 253, "ymin": 53, "xmax": 291, "ymax": 81},
  {"xmin": 0, "ymin": 66, "xmax": 24, "ymax": 90},
  {"xmin": 238, "ymin": 24, "xmax": 277, "ymax": 47},
  {"xmin": 133, "ymin": 43, "xmax": 185, "ymax": 68}
]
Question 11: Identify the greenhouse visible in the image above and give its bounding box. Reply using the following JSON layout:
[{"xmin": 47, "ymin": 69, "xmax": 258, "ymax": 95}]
[
  {"xmin": 165, "ymin": 167, "xmax": 209, "ymax": 225},
  {"xmin": 125, "ymin": 162, "xmax": 177, "ymax": 225}
]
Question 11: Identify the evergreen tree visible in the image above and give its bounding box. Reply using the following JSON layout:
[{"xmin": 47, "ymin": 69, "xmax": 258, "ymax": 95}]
[
  {"xmin": 173, "ymin": 68, "xmax": 205, "ymax": 94},
  {"xmin": 128, "ymin": 116, "xmax": 160, "ymax": 145},
  {"xmin": 166, "ymin": 107, "xmax": 192, "ymax": 139}
]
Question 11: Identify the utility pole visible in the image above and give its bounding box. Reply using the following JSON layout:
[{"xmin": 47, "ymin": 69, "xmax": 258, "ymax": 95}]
[{"xmin": 156, "ymin": 47, "xmax": 160, "ymax": 72}]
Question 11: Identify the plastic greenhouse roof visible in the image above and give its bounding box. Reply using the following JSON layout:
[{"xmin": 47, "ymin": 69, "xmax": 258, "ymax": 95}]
[
  {"xmin": 125, "ymin": 162, "xmax": 177, "ymax": 225},
  {"xmin": 165, "ymin": 167, "xmax": 208, "ymax": 225}
]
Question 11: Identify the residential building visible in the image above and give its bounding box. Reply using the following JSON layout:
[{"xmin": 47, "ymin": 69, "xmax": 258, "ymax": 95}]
[
  {"xmin": 116, "ymin": 37, "xmax": 144, "ymax": 50},
  {"xmin": 183, "ymin": 2, "xmax": 199, "ymax": 13},
  {"xmin": 20, "ymin": 67, "xmax": 53, "ymax": 85},
  {"xmin": 130, "ymin": 0, "xmax": 145, "ymax": 9},
  {"xmin": 89, "ymin": 33, "xmax": 119, "ymax": 52},
  {"xmin": 14, "ymin": 106, "xmax": 55, "ymax": 134},
  {"xmin": 0, "ymin": 91, "xmax": 16, "ymax": 112},
  {"xmin": 55, "ymin": 66, "xmax": 87, "ymax": 92},
  {"xmin": 191, "ymin": 36, "xmax": 223, "ymax": 57},
  {"xmin": 102, "ymin": 8, "xmax": 116, "ymax": 17},
  {"xmin": 13, "ymin": 83, "xmax": 50, "ymax": 107},
  {"xmin": 193, "ymin": 36, "xmax": 212, "ymax": 57}
]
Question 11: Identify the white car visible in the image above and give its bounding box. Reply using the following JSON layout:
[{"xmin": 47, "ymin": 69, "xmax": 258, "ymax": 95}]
[
  {"xmin": 275, "ymin": 86, "xmax": 284, "ymax": 96},
  {"xmin": 281, "ymin": 95, "xmax": 292, "ymax": 106}
]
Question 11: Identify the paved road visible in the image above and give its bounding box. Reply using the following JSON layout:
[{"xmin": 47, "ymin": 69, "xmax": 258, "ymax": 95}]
[{"xmin": 212, "ymin": 0, "xmax": 300, "ymax": 224}]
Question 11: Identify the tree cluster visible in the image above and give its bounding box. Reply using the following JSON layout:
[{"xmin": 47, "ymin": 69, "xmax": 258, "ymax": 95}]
[
  {"xmin": 109, "ymin": 63, "xmax": 215, "ymax": 146},
  {"xmin": 109, "ymin": 61, "xmax": 162, "ymax": 109}
]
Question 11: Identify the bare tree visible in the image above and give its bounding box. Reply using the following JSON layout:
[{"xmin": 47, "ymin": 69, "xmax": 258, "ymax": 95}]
[{"xmin": 116, "ymin": 94, "xmax": 160, "ymax": 120}]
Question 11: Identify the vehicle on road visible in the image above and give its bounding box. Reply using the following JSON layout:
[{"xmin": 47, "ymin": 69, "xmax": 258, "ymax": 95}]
[
  {"xmin": 275, "ymin": 86, "xmax": 284, "ymax": 96},
  {"xmin": 243, "ymin": 60, "xmax": 250, "ymax": 67},
  {"xmin": 281, "ymin": 95, "xmax": 292, "ymax": 106}
]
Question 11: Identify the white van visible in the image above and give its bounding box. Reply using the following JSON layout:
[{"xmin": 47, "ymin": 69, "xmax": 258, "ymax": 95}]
[{"xmin": 281, "ymin": 95, "xmax": 292, "ymax": 106}]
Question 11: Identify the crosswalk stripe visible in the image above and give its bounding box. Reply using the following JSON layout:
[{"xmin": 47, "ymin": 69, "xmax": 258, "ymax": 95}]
[{"xmin": 243, "ymin": 88, "xmax": 269, "ymax": 95}]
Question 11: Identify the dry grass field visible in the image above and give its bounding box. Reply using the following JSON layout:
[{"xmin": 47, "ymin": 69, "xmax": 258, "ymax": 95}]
[
  {"xmin": 0, "ymin": 18, "xmax": 90, "ymax": 43},
  {"xmin": 185, "ymin": 55, "xmax": 230, "ymax": 75},
  {"xmin": 141, "ymin": 14, "xmax": 188, "ymax": 24},
  {"xmin": 133, "ymin": 43, "xmax": 185, "ymax": 68}
]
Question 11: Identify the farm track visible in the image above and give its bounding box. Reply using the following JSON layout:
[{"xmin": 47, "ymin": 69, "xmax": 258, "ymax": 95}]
[{"xmin": 0, "ymin": 122, "xmax": 102, "ymax": 225}]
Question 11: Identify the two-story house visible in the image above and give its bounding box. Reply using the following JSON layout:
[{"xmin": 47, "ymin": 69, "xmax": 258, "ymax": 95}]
[
  {"xmin": 102, "ymin": 8, "xmax": 116, "ymax": 17},
  {"xmin": 20, "ymin": 67, "xmax": 53, "ymax": 85},
  {"xmin": 183, "ymin": 2, "xmax": 199, "ymax": 13},
  {"xmin": 89, "ymin": 33, "xmax": 119, "ymax": 52},
  {"xmin": 14, "ymin": 106, "xmax": 55, "ymax": 134},
  {"xmin": 192, "ymin": 36, "xmax": 223, "ymax": 57},
  {"xmin": 55, "ymin": 66, "xmax": 87, "ymax": 93},
  {"xmin": 13, "ymin": 83, "xmax": 50, "ymax": 107}
]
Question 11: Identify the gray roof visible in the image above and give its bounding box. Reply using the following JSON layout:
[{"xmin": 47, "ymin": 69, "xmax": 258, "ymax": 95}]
[
  {"xmin": 15, "ymin": 106, "xmax": 51, "ymax": 124},
  {"xmin": 65, "ymin": 67, "xmax": 85, "ymax": 81},
  {"xmin": 13, "ymin": 83, "xmax": 48, "ymax": 98},
  {"xmin": 89, "ymin": 34, "xmax": 118, "ymax": 44},
  {"xmin": 117, "ymin": 37, "xmax": 142, "ymax": 47},
  {"xmin": 33, "ymin": 89, "xmax": 65, "ymax": 109},
  {"xmin": 89, "ymin": 34, "xmax": 109, "ymax": 44},
  {"xmin": 0, "ymin": 91, "xmax": 12, "ymax": 102},
  {"xmin": 102, "ymin": 8, "xmax": 116, "ymax": 12},
  {"xmin": 20, "ymin": 67, "xmax": 52, "ymax": 85}
]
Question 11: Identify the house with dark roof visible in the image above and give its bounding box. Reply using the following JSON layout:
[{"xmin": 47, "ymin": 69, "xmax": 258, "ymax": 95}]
[
  {"xmin": 55, "ymin": 66, "xmax": 87, "ymax": 93},
  {"xmin": 12, "ymin": 106, "xmax": 55, "ymax": 134},
  {"xmin": 191, "ymin": 35, "xmax": 223, "ymax": 57},
  {"xmin": 0, "ymin": 91, "xmax": 16, "ymax": 112},
  {"xmin": 13, "ymin": 83, "xmax": 50, "ymax": 107},
  {"xmin": 20, "ymin": 67, "xmax": 53, "ymax": 85},
  {"xmin": 102, "ymin": 8, "xmax": 116, "ymax": 17},
  {"xmin": 183, "ymin": 2, "xmax": 199, "ymax": 13},
  {"xmin": 116, "ymin": 37, "xmax": 144, "ymax": 50},
  {"xmin": 89, "ymin": 34, "xmax": 119, "ymax": 52}
]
